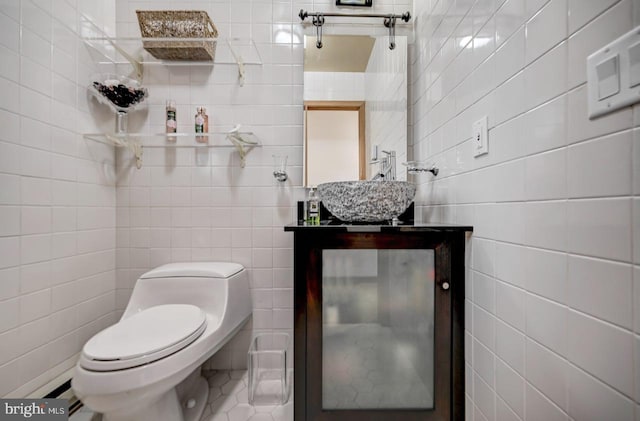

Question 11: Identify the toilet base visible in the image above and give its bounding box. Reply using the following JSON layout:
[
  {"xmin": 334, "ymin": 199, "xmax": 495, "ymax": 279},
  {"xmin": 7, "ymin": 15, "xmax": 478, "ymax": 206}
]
[
  {"xmin": 182, "ymin": 376, "xmax": 209, "ymax": 421},
  {"xmin": 101, "ymin": 375, "xmax": 209, "ymax": 421}
]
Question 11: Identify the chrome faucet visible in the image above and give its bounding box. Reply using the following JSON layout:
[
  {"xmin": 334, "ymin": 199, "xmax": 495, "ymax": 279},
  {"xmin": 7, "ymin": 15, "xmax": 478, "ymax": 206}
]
[{"xmin": 371, "ymin": 150, "xmax": 396, "ymax": 181}]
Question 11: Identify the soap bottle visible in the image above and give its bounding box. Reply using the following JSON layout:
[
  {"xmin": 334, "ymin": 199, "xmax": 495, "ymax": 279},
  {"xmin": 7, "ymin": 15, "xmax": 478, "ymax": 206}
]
[
  {"xmin": 195, "ymin": 106, "xmax": 208, "ymax": 143},
  {"xmin": 307, "ymin": 188, "xmax": 320, "ymax": 225},
  {"xmin": 166, "ymin": 100, "xmax": 177, "ymax": 142}
]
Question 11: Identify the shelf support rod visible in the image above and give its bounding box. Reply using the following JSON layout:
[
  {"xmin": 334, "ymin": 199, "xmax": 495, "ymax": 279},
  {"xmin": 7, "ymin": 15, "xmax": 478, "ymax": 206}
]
[
  {"xmin": 226, "ymin": 38, "xmax": 246, "ymax": 87},
  {"xmin": 109, "ymin": 39, "xmax": 144, "ymax": 82},
  {"xmin": 81, "ymin": 15, "xmax": 144, "ymax": 81}
]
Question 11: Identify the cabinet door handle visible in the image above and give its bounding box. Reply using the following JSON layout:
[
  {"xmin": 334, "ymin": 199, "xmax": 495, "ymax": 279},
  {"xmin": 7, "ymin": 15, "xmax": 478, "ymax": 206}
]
[{"xmin": 441, "ymin": 282, "xmax": 450, "ymax": 290}]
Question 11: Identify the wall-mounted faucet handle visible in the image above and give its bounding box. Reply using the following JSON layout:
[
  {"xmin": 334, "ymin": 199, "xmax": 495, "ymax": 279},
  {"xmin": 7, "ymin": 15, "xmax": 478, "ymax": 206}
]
[
  {"xmin": 404, "ymin": 161, "xmax": 439, "ymax": 177},
  {"xmin": 407, "ymin": 166, "xmax": 439, "ymax": 176},
  {"xmin": 370, "ymin": 151, "xmax": 396, "ymax": 180}
]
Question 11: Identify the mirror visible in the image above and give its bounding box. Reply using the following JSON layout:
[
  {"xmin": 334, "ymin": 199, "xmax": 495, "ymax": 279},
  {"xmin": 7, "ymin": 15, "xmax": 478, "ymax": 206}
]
[{"xmin": 303, "ymin": 34, "xmax": 408, "ymax": 187}]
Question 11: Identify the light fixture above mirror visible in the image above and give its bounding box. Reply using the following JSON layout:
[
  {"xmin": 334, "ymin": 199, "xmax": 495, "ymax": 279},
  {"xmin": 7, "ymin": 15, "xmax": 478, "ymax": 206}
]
[
  {"xmin": 299, "ymin": 10, "xmax": 411, "ymax": 50},
  {"xmin": 336, "ymin": 0, "xmax": 372, "ymax": 7}
]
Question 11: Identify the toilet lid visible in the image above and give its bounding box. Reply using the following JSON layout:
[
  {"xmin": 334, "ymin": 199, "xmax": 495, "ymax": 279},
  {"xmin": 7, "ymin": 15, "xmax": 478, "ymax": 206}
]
[
  {"xmin": 80, "ymin": 304, "xmax": 207, "ymax": 372},
  {"xmin": 140, "ymin": 262, "xmax": 244, "ymax": 279}
]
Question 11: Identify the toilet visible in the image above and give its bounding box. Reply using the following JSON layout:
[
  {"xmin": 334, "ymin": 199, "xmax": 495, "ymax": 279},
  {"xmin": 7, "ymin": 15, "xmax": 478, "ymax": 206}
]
[{"xmin": 72, "ymin": 262, "xmax": 252, "ymax": 421}]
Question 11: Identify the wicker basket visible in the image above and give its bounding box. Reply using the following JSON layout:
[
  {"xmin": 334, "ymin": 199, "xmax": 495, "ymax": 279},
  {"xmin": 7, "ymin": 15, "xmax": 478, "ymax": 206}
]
[{"xmin": 136, "ymin": 10, "xmax": 218, "ymax": 61}]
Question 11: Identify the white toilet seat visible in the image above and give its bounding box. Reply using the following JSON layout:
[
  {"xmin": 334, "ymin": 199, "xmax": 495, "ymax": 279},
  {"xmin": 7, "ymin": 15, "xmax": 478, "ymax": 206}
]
[
  {"xmin": 80, "ymin": 304, "xmax": 207, "ymax": 372},
  {"xmin": 140, "ymin": 262, "xmax": 243, "ymax": 279}
]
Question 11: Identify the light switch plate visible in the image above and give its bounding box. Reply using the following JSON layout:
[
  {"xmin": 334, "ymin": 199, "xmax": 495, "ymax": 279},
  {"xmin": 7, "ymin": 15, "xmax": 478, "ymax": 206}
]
[
  {"xmin": 595, "ymin": 54, "xmax": 619, "ymax": 99},
  {"xmin": 473, "ymin": 116, "xmax": 488, "ymax": 157},
  {"xmin": 629, "ymin": 41, "xmax": 640, "ymax": 87},
  {"xmin": 587, "ymin": 26, "xmax": 640, "ymax": 119}
]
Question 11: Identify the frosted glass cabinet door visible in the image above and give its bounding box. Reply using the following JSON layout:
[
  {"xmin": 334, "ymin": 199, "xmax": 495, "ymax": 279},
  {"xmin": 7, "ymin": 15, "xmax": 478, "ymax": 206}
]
[
  {"xmin": 291, "ymin": 230, "xmax": 464, "ymax": 421},
  {"xmin": 322, "ymin": 249, "xmax": 435, "ymax": 410}
]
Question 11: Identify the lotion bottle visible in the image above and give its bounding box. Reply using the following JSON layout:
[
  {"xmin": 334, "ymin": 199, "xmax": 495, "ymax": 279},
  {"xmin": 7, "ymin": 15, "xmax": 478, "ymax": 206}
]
[
  {"xmin": 195, "ymin": 106, "xmax": 208, "ymax": 143},
  {"xmin": 166, "ymin": 100, "xmax": 177, "ymax": 142},
  {"xmin": 306, "ymin": 188, "xmax": 320, "ymax": 225}
]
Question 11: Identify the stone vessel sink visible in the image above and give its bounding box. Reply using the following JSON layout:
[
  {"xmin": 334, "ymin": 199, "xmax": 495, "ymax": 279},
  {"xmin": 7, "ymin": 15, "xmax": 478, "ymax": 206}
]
[{"xmin": 317, "ymin": 181, "xmax": 416, "ymax": 222}]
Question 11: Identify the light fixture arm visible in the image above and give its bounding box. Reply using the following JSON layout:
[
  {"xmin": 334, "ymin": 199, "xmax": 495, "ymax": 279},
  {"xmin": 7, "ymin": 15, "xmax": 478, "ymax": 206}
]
[
  {"xmin": 312, "ymin": 14, "xmax": 325, "ymax": 49},
  {"xmin": 383, "ymin": 15, "xmax": 397, "ymax": 50}
]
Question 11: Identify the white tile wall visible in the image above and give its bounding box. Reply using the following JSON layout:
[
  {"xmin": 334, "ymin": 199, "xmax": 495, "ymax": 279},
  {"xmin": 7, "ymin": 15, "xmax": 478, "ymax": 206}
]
[
  {"xmin": 0, "ymin": 0, "xmax": 117, "ymax": 398},
  {"xmin": 525, "ymin": 383, "xmax": 568, "ymax": 421},
  {"xmin": 496, "ymin": 358, "xmax": 524, "ymax": 417},
  {"xmin": 567, "ymin": 309, "xmax": 634, "ymax": 397},
  {"xmin": 412, "ymin": 0, "xmax": 640, "ymax": 419},
  {"xmin": 303, "ymin": 72, "xmax": 365, "ymax": 101},
  {"xmin": 366, "ymin": 36, "xmax": 408, "ymax": 180},
  {"xmin": 525, "ymin": 247, "xmax": 566, "ymax": 304},
  {"xmin": 495, "ymin": 280, "xmax": 525, "ymax": 331},
  {"xmin": 568, "ymin": 363, "xmax": 635, "ymax": 421},
  {"xmin": 524, "ymin": 0, "xmax": 566, "ymax": 64},
  {"xmin": 567, "ymin": 256, "xmax": 633, "ymax": 329},
  {"xmin": 525, "ymin": 338, "xmax": 569, "ymax": 410}
]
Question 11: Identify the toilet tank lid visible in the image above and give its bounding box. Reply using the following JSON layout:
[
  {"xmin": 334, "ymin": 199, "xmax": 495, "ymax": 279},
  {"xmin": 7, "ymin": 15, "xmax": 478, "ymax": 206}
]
[{"xmin": 140, "ymin": 262, "xmax": 244, "ymax": 279}]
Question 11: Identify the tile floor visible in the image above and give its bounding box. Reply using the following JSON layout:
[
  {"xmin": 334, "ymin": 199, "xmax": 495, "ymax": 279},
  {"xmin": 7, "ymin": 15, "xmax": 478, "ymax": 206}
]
[
  {"xmin": 69, "ymin": 369, "xmax": 293, "ymax": 421},
  {"xmin": 69, "ymin": 407, "xmax": 97, "ymax": 421},
  {"xmin": 69, "ymin": 325, "xmax": 433, "ymax": 419},
  {"xmin": 200, "ymin": 370, "xmax": 293, "ymax": 421}
]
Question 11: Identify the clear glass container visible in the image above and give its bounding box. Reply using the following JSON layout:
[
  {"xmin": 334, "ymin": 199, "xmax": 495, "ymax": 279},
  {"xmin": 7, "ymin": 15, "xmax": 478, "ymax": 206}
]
[
  {"xmin": 248, "ymin": 332, "xmax": 291, "ymax": 406},
  {"xmin": 272, "ymin": 154, "xmax": 288, "ymax": 182}
]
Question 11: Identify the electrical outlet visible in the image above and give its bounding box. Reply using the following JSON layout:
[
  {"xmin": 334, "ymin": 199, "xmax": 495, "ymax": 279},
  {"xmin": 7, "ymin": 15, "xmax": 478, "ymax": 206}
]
[{"xmin": 473, "ymin": 116, "xmax": 488, "ymax": 157}]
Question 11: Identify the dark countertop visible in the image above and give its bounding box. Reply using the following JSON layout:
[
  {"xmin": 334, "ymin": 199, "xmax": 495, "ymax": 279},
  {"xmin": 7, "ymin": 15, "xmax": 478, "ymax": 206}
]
[{"xmin": 284, "ymin": 222, "xmax": 473, "ymax": 233}]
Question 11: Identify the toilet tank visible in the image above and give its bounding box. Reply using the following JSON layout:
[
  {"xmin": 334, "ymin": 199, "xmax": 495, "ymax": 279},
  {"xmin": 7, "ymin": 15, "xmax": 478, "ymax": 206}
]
[{"xmin": 122, "ymin": 262, "xmax": 248, "ymax": 321}]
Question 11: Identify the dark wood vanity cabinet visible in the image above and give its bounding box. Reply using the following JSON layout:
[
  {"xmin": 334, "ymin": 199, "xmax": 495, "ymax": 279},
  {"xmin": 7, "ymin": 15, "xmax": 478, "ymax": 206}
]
[{"xmin": 285, "ymin": 224, "xmax": 472, "ymax": 421}]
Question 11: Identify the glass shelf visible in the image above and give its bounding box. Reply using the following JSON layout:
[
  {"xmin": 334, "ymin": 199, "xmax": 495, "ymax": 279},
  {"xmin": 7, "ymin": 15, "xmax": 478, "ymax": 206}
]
[
  {"xmin": 80, "ymin": 17, "xmax": 261, "ymax": 84},
  {"xmin": 83, "ymin": 36, "xmax": 263, "ymax": 67},
  {"xmin": 83, "ymin": 131, "xmax": 259, "ymax": 148},
  {"xmin": 84, "ymin": 132, "xmax": 260, "ymax": 169}
]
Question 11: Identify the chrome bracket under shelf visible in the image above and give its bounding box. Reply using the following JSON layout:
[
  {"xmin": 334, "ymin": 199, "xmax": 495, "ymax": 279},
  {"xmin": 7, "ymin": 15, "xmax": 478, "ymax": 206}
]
[{"xmin": 132, "ymin": 143, "xmax": 143, "ymax": 169}]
